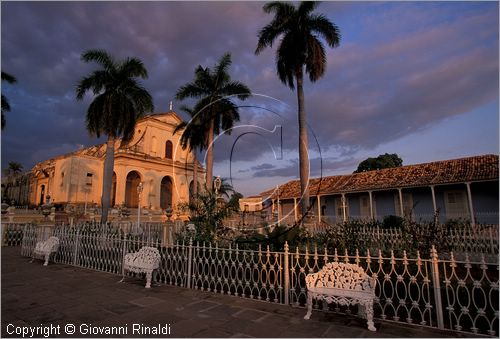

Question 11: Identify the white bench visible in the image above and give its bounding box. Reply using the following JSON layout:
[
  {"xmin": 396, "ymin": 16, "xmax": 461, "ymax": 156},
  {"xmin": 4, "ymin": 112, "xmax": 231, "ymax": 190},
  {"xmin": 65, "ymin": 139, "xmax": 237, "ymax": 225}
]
[
  {"xmin": 121, "ymin": 247, "xmax": 161, "ymax": 288},
  {"xmin": 32, "ymin": 236, "xmax": 59, "ymax": 266},
  {"xmin": 303, "ymin": 262, "xmax": 377, "ymax": 331}
]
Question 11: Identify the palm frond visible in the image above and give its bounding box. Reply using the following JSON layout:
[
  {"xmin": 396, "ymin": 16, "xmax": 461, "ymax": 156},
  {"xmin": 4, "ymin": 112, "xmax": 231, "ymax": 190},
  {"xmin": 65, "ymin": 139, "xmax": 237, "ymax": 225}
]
[
  {"xmin": 120, "ymin": 57, "xmax": 149, "ymax": 79},
  {"xmin": 308, "ymin": 14, "xmax": 341, "ymax": 47},
  {"xmin": 81, "ymin": 49, "xmax": 116, "ymax": 70},
  {"xmin": 75, "ymin": 70, "xmax": 109, "ymax": 100},
  {"xmin": 220, "ymin": 81, "xmax": 251, "ymax": 100},
  {"xmin": 173, "ymin": 120, "xmax": 188, "ymax": 135},
  {"xmin": 1, "ymin": 72, "xmax": 17, "ymax": 84},
  {"xmin": 298, "ymin": 1, "xmax": 319, "ymax": 16},
  {"xmin": 305, "ymin": 34, "xmax": 327, "ymax": 82},
  {"xmin": 2, "ymin": 94, "xmax": 11, "ymax": 113},
  {"xmin": 214, "ymin": 53, "xmax": 232, "ymax": 82}
]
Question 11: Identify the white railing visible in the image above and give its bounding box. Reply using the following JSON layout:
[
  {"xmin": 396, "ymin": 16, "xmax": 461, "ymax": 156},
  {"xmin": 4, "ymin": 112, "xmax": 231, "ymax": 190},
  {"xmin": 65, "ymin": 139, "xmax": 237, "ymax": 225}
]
[{"xmin": 18, "ymin": 224, "xmax": 499, "ymax": 337}]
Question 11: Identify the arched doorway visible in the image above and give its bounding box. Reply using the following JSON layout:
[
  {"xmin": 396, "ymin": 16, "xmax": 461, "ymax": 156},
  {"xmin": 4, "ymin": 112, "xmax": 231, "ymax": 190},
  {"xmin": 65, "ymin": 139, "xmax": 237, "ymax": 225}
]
[
  {"xmin": 160, "ymin": 176, "xmax": 173, "ymax": 210},
  {"xmin": 111, "ymin": 172, "xmax": 117, "ymax": 207},
  {"xmin": 39, "ymin": 185, "xmax": 45, "ymax": 205},
  {"xmin": 125, "ymin": 171, "xmax": 141, "ymax": 208}
]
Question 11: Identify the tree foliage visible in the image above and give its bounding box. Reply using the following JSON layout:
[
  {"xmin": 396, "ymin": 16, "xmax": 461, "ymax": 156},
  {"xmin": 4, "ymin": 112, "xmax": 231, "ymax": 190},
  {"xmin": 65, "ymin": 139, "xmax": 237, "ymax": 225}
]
[
  {"xmin": 1, "ymin": 71, "xmax": 18, "ymax": 130},
  {"xmin": 354, "ymin": 153, "xmax": 403, "ymax": 173}
]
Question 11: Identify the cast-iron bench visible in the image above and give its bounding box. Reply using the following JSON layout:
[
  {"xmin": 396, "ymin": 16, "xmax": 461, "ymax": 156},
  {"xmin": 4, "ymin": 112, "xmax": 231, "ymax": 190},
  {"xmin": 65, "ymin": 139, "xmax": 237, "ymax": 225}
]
[
  {"xmin": 303, "ymin": 262, "xmax": 377, "ymax": 331},
  {"xmin": 120, "ymin": 246, "xmax": 161, "ymax": 288},
  {"xmin": 32, "ymin": 236, "xmax": 59, "ymax": 266}
]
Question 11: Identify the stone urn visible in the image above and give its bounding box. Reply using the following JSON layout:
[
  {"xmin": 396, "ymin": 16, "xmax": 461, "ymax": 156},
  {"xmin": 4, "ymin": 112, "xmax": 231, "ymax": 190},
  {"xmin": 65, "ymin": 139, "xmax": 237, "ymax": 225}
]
[
  {"xmin": 41, "ymin": 204, "xmax": 53, "ymax": 219},
  {"xmin": 1, "ymin": 203, "xmax": 9, "ymax": 215},
  {"xmin": 165, "ymin": 206, "xmax": 173, "ymax": 221}
]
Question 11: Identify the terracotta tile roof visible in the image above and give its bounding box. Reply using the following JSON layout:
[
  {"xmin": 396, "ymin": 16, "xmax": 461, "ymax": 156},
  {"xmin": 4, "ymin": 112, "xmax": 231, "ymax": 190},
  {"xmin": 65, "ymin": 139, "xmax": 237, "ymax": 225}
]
[{"xmin": 261, "ymin": 154, "xmax": 499, "ymax": 200}]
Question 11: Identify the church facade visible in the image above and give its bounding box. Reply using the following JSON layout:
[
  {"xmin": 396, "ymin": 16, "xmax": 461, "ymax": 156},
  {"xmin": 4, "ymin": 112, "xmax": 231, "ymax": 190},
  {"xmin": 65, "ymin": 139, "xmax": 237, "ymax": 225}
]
[{"xmin": 29, "ymin": 111, "xmax": 205, "ymax": 211}]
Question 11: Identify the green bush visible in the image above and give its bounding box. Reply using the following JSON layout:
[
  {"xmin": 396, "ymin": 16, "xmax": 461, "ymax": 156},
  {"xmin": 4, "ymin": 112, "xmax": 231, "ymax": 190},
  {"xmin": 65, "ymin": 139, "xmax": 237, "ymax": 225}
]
[{"xmin": 382, "ymin": 215, "xmax": 404, "ymax": 228}]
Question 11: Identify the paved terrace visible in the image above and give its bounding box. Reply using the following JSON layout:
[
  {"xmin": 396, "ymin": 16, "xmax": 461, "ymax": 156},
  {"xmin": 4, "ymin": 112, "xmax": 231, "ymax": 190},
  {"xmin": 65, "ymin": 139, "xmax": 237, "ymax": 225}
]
[{"xmin": 1, "ymin": 246, "xmax": 478, "ymax": 338}]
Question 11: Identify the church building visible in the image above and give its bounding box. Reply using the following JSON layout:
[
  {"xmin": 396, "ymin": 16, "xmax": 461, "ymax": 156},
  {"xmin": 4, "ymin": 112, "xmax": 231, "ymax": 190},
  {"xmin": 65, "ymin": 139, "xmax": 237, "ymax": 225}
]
[{"xmin": 28, "ymin": 111, "xmax": 205, "ymax": 211}]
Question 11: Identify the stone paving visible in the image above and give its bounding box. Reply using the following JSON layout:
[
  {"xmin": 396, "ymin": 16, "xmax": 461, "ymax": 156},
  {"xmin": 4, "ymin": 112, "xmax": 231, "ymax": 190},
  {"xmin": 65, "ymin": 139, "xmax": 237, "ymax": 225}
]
[{"xmin": 1, "ymin": 246, "xmax": 479, "ymax": 338}]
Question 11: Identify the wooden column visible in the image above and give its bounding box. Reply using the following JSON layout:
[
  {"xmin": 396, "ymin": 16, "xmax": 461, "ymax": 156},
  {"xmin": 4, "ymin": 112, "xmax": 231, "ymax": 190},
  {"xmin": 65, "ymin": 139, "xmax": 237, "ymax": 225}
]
[
  {"xmin": 465, "ymin": 182, "xmax": 476, "ymax": 227},
  {"xmin": 341, "ymin": 193, "xmax": 347, "ymax": 223},
  {"xmin": 398, "ymin": 188, "xmax": 404, "ymax": 217},
  {"xmin": 368, "ymin": 191, "xmax": 374, "ymax": 219},
  {"xmin": 430, "ymin": 185, "xmax": 437, "ymax": 223},
  {"xmin": 317, "ymin": 195, "xmax": 321, "ymax": 223},
  {"xmin": 293, "ymin": 198, "xmax": 298, "ymax": 222}
]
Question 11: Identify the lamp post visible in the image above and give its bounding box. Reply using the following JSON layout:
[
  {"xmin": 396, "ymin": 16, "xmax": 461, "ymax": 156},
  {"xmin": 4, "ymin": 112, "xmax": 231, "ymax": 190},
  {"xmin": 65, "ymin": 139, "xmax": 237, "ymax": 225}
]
[{"xmin": 137, "ymin": 182, "xmax": 143, "ymax": 228}]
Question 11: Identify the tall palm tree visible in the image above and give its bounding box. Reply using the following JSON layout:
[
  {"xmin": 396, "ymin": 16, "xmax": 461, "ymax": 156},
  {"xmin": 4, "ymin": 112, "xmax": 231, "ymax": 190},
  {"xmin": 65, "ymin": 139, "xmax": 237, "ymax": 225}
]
[
  {"xmin": 173, "ymin": 105, "xmax": 208, "ymax": 199},
  {"xmin": 175, "ymin": 53, "xmax": 251, "ymax": 191},
  {"xmin": 255, "ymin": 1, "xmax": 341, "ymax": 219},
  {"xmin": 1, "ymin": 71, "xmax": 18, "ymax": 130},
  {"xmin": 76, "ymin": 49, "xmax": 154, "ymax": 224}
]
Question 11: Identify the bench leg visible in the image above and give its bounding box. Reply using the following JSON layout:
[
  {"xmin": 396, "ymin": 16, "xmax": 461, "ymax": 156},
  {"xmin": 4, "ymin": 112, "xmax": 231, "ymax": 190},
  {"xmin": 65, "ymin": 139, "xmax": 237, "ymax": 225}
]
[
  {"xmin": 364, "ymin": 300, "xmax": 376, "ymax": 331},
  {"xmin": 304, "ymin": 293, "xmax": 313, "ymax": 320},
  {"xmin": 358, "ymin": 303, "xmax": 366, "ymax": 319},
  {"xmin": 145, "ymin": 271, "xmax": 152, "ymax": 289}
]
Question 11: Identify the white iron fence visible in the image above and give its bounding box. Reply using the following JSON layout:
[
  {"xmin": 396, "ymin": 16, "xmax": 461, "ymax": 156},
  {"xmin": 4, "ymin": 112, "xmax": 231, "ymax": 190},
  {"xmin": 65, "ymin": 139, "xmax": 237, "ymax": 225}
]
[{"xmin": 18, "ymin": 224, "xmax": 499, "ymax": 337}]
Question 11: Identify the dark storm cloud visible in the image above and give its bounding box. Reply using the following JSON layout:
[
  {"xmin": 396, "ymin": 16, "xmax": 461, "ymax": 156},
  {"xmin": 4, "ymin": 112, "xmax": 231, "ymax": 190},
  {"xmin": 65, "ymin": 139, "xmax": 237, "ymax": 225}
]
[{"xmin": 1, "ymin": 1, "xmax": 498, "ymax": 177}]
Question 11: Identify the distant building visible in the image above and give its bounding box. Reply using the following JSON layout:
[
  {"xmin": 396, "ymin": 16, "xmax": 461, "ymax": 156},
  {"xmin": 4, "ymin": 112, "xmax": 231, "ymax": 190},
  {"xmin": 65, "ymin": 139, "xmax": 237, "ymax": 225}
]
[
  {"xmin": 28, "ymin": 111, "xmax": 205, "ymax": 210},
  {"xmin": 254, "ymin": 154, "xmax": 499, "ymax": 225}
]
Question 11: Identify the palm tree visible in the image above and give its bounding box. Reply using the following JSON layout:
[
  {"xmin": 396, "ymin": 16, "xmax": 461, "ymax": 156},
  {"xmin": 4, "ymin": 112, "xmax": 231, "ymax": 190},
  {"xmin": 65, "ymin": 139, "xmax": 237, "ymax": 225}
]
[
  {"xmin": 217, "ymin": 177, "xmax": 236, "ymax": 199},
  {"xmin": 3, "ymin": 162, "xmax": 23, "ymax": 205},
  {"xmin": 1, "ymin": 71, "xmax": 18, "ymax": 130},
  {"xmin": 173, "ymin": 105, "xmax": 208, "ymax": 199},
  {"xmin": 175, "ymin": 53, "xmax": 251, "ymax": 191},
  {"xmin": 7, "ymin": 162, "xmax": 23, "ymax": 176},
  {"xmin": 255, "ymin": 1, "xmax": 341, "ymax": 219},
  {"xmin": 76, "ymin": 49, "xmax": 154, "ymax": 224}
]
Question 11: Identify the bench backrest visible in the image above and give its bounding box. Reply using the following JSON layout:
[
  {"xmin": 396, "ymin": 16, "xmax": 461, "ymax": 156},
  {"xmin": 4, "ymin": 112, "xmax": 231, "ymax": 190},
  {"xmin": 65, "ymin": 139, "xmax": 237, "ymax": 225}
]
[
  {"xmin": 306, "ymin": 262, "xmax": 375, "ymax": 291},
  {"xmin": 135, "ymin": 246, "xmax": 161, "ymax": 265},
  {"xmin": 41, "ymin": 236, "xmax": 59, "ymax": 252}
]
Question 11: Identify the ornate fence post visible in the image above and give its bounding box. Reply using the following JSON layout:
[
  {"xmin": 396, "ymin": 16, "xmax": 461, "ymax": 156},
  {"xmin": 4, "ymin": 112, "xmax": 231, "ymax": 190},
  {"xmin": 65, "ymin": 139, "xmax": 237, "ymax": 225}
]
[
  {"xmin": 284, "ymin": 241, "xmax": 290, "ymax": 305},
  {"xmin": 430, "ymin": 245, "xmax": 445, "ymax": 330},
  {"xmin": 73, "ymin": 226, "xmax": 80, "ymax": 266},
  {"xmin": 488, "ymin": 227, "xmax": 494, "ymax": 254},
  {"xmin": 121, "ymin": 230, "xmax": 128, "ymax": 276},
  {"xmin": 186, "ymin": 238, "xmax": 193, "ymax": 289}
]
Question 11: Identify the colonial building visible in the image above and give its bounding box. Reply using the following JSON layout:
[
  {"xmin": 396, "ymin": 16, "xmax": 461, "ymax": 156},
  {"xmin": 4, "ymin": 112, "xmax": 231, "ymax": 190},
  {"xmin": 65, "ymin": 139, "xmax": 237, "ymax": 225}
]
[
  {"xmin": 250, "ymin": 154, "xmax": 499, "ymax": 226},
  {"xmin": 28, "ymin": 111, "xmax": 205, "ymax": 211}
]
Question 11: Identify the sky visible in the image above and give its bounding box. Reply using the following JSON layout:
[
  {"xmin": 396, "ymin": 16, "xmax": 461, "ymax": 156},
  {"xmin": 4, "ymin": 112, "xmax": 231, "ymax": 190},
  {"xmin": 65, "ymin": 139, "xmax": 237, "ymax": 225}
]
[{"xmin": 1, "ymin": 1, "xmax": 498, "ymax": 197}]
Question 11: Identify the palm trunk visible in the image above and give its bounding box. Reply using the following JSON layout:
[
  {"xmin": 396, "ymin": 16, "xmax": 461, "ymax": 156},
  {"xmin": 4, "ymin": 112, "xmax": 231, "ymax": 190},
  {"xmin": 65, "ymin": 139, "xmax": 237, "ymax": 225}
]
[
  {"xmin": 100, "ymin": 136, "xmax": 115, "ymax": 224},
  {"xmin": 205, "ymin": 118, "xmax": 215, "ymax": 191},
  {"xmin": 193, "ymin": 152, "xmax": 198, "ymax": 197},
  {"xmin": 296, "ymin": 67, "xmax": 310, "ymax": 220}
]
